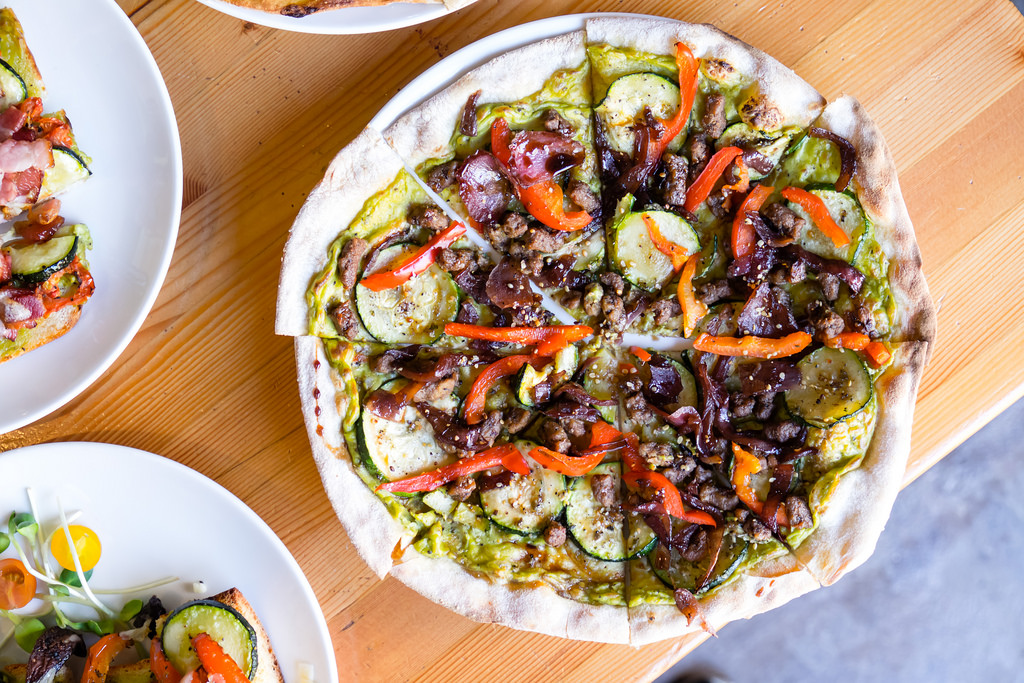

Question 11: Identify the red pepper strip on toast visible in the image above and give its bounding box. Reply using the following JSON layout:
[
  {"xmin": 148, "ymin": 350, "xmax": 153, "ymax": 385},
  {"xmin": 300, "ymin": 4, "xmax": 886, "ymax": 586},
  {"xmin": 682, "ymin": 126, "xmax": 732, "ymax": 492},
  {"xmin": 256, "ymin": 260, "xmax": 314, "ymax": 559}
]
[
  {"xmin": 191, "ymin": 633, "xmax": 251, "ymax": 683},
  {"xmin": 149, "ymin": 638, "xmax": 182, "ymax": 683},
  {"xmin": 82, "ymin": 634, "xmax": 131, "ymax": 683}
]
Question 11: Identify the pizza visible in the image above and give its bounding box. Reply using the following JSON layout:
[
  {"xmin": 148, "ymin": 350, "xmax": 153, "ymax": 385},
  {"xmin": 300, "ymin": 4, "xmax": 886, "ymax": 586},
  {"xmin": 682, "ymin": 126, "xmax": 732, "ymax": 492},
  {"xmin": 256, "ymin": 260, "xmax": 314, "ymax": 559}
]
[
  {"xmin": 276, "ymin": 17, "xmax": 936, "ymax": 644},
  {"xmin": 220, "ymin": 0, "xmax": 477, "ymax": 19},
  {"xmin": 0, "ymin": 8, "xmax": 94, "ymax": 363}
]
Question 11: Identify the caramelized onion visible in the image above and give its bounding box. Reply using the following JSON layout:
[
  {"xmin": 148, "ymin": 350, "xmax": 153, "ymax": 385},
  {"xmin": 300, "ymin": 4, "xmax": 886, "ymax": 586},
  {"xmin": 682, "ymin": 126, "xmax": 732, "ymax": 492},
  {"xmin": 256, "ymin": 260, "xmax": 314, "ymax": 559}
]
[
  {"xmin": 809, "ymin": 126, "xmax": 857, "ymax": 192},
  {"xmin": 507, "ymin": 130, "xmax": 585, "ymax": 187},
  {"xmin": 458, "ymin": 151, "xmax": 513, "ymax": 225}
]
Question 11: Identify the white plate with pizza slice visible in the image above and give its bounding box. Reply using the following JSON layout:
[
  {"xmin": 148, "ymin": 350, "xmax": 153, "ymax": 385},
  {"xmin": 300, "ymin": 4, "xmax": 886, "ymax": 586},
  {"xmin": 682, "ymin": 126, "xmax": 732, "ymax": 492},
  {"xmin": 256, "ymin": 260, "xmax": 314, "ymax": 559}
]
[
  {"xmin": 0, "ymin": 441, "xmax": 339, "ymax": 683},
  {"xmin": 0, "ymin": 0, "xmax": 182, "ymax": 434},
  {"xmin": 195, "ymin": 0, "xmax": 477, "ymax": 35}
]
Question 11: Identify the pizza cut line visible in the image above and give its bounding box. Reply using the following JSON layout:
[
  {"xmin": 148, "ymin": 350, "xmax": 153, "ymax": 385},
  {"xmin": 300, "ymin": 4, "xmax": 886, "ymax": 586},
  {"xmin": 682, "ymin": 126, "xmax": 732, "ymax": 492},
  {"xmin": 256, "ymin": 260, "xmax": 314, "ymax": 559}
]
[{"xmin": 277, "ymin": 17, "xmax": 936, "ymax": 645}]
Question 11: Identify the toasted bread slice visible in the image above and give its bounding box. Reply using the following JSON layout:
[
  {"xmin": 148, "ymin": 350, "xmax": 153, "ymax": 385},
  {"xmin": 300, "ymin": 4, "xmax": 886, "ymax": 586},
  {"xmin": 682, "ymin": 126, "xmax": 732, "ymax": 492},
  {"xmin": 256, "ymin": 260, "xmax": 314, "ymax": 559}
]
[
  {"xmin": 0, "ymin": 304, "xmax": 82, "ymax": 364},
  {"xmin": 1, "ymin": 663, "xmax": 71, "ymax": 683},
  {"xmin": 208, "ymin": 588, "xmax": 283, "ymax": 683}
]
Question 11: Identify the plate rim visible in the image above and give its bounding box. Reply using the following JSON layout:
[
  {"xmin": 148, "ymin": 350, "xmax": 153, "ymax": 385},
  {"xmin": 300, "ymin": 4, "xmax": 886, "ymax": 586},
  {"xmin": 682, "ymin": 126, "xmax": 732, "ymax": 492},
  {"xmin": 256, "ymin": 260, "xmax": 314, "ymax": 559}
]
[
  {"xmin": 195, "ymin": 0, "xmax": 455, "ymax": 35},
  {"xmin": 0, "ymin": 0, "xmax": 184, "ymax": 434},
  {"xmin": 0, "ymin": 440, "xmax": 340, "ymax": 683}
]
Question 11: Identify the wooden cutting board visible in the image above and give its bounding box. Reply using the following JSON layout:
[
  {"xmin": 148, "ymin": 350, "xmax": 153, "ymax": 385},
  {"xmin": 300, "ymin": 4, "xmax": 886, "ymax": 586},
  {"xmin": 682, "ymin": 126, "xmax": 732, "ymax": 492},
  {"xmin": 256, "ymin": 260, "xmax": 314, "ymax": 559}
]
[{"xmin": 4, "ymin": 0, "xmax": 1023, "ymax": 679}]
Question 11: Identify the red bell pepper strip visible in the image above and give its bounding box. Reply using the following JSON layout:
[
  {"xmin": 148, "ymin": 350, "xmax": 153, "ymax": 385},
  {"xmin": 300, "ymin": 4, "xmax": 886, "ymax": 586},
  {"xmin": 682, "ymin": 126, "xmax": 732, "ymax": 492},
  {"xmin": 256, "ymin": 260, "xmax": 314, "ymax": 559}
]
[
  {"xmin": 721, "ymin": 157, "xmax": 749, "ymax": 194},
  {"xmin": 642, "ymin": 214, "xmax": 690, "ymax": 272},
  {"xmin": 825, "ymin": 332, "xmax": 891, "ymax": 368},
  {"xmin": 191, "ymin": 633, "xmax": 250, "ymax": 683},
  {"xmin": 693, "ymin": 331, "xmax": 812, "ymax": 359},
  {"xmin": 648, "ymin": 43, "xmax": 701, "ymax": 162},
  {"xmin": 621, "ymin": 432, "xmax": 646, "ymax": 473},
  {"xmin": 629, "ymin": 346, "xmax": 652, "ymax": 363},
  {"xmin": 677, "ymin": 252, "xmax": 708, "ymax": 338},
  {"xmin": 490, "ymin": 118, "xmax": 592, "ymax": 232},
  {"xmin": 444, "ymin": 323, "xmax": 593, "ymax": 349},
  {"xmin": 623, "ymin": 471, "xmax": 717, "ymax": 526},
  {"xmin": 730, "ymin": 444, "xmax": 789, "ymax": 525},
  {"xmin": 462, "ymin": 354, "xmax": 533, "ymax": 425},
  {"xmin": 150, "ymin": 638, "xmax": 182, "ymax": 683},
  {"xmin": 528, "ymin": 446, "xmax": 606, "ymax": 477},
  {"xmin": 781, "ymin": 187, "xmax": 850, "ymax": 247},
  {"xmin": 731, "ymin": 184, "xmax": 774, "ymax": 259},
  {"xmin": 377, "ymin": 443, "xmax": 528, "ymax": 493},
  {"xmin": 683, "ymin": 147, "xmax": 744, "ymax": 213},
  {"xmin": 359, "ymin": 223, "xmax": 467, "ymax": 292},
  {"xmin": 83, "ymin": 634, "xmax": 132, "ymax": 683},
  {"xmin": 864, "ymin": 341, "xmax": 892, "ymax": 368}
]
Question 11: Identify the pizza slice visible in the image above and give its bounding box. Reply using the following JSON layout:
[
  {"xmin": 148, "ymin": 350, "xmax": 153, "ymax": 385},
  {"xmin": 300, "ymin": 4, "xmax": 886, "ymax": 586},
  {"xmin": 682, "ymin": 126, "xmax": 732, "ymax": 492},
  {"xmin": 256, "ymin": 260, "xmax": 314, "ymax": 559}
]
[
  {"xmin": 215, "ymin": 0, "xmax": 476, "ymax": 19},
  {"xmin": 383, "ymin": 32, "xmax": 609, "ymax": 327}
]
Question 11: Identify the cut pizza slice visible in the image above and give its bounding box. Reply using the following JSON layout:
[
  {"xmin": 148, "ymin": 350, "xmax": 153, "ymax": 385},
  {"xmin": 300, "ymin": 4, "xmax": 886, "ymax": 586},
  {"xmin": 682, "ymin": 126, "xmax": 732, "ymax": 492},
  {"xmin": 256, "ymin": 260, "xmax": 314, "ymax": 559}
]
[{"xmin": 382, "ymin": 32, "xmax": 608, "ymax": 328}]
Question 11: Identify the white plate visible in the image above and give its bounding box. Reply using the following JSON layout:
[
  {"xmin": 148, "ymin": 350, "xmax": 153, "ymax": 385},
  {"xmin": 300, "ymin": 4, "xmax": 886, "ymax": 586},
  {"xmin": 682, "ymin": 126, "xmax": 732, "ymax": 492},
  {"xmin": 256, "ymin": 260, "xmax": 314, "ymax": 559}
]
[
  {"xmin": 196, "ymin": 0, "xmax": 459, "ymax": 35},
  {"xmin": 0, "ymin": 0, "xmax": 182, "ymax": 433},
  {"xmin": 0, "ymin": 442, "xmax": 338, "ymax": 683}
]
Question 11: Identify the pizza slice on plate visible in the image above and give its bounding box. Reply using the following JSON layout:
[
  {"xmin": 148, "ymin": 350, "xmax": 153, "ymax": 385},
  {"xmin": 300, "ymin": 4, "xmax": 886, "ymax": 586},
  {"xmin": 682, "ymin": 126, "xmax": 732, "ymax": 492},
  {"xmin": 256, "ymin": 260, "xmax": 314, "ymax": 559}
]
[{"xmin": 277, "ymin": 15, "xmax": 936, "ymax": 646}]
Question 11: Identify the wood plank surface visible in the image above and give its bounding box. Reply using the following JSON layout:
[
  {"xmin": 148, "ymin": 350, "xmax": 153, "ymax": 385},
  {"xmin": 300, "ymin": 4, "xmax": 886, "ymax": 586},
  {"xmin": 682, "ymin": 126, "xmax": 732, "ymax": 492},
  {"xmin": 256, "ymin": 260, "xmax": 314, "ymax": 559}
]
[{"xmin": 3, "ymin": 0, "xmax": 1023, "ymax": 679}]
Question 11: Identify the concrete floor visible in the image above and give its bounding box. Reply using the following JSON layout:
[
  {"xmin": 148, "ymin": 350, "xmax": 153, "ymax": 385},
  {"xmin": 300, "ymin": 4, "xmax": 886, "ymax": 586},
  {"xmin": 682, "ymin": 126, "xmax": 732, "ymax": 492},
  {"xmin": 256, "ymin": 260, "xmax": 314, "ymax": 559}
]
[{"xmin": 656, "ymin": 396, "xmax": 1024, "ymax": 683}]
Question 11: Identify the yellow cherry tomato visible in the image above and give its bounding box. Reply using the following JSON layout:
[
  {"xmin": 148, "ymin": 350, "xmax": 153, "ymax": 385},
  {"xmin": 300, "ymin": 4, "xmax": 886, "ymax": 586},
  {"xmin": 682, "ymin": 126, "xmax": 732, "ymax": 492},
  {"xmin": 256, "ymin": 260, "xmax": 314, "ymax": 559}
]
[
  {"xmin": 50, "ymin": 524, "xmax": 102, "ymax": 572},
  {"xmin": 0, "ymin": 558, "xmax": 37, "ymax": 610}
]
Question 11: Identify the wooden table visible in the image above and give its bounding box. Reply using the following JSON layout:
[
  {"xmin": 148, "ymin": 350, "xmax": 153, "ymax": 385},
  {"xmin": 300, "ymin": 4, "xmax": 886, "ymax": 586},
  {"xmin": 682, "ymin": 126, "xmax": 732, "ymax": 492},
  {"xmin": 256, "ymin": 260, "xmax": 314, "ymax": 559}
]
[{"xmin": 3, "ymin": 0, "xmax": 1023, "ymax": 679}]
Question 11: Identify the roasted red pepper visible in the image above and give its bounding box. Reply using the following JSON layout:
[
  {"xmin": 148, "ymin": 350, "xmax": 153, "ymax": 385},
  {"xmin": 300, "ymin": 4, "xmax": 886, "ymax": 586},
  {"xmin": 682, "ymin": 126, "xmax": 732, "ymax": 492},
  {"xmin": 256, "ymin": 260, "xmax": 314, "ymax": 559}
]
[
  {"xmin": 731, "ymin": 184, "xmax": 774, "ymax": 259},
  {"xmin": 825, "ymin": 332, "xmax": 891, "ymax": 368},
  {"xmin": 377, "ymin": 443, "xmax": 529, "ymax": 493},
  {"xmin": 359, "ymin": 223, "xmax": 466, "ymax": 292},
  {"xmin": 642, "ymin": 214, "xmax": 690, "ymax": 272},
  {"xmin": 491, "ymin": 118, "xmax": 591, "ymax": 232},
  {"xmin": 781, "ymin": 187, "xmax": 850, "ymax": 247},
  {"xmin": 444, "ymin": 323, "xmax": 593, "ymax": 355},
  {"xmin": 647, "ymin": 42, "xmax": 701, "ymax": 162},
  {"xmin": 629, "ymin": 346, "xmax": 652, "ymax": 363},
  {"xmin": 677, "ymin": 252, "xmax": 707, "ymax": 338},
  {"xmin": 150, "ymin": 638, "xmax": 182, "ymax": 683},
  {"xmin": 82, "ymin": 634, "xmax": 131, "ymax": 683},
  {"xmin": 462, "ymin": 354, "xmax": 533, "ymax": 425},
  {"xmin": 527, "ymin": 446, "xmax": 606, "ymax": 477},
  {"xmin": 191, "ymin": 633, "xmax": 250, "ymax": 683},
  {"xmin": 693, "ymin": 331, "xmax": 812, "ymax": 359},
  {"xmin": 683, "ymin": 146, "xmax": 744, "ymax": 213},
  {"xmin": 623, "ymin": 471, "xmax": 717, "ymax": 526}
]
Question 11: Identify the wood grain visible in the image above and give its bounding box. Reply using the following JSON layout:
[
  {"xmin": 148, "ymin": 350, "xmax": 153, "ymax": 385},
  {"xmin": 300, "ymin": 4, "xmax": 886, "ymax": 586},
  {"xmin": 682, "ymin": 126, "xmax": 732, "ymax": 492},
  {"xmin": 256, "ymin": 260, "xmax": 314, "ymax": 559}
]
[{"xmin": 2, "ymin": 0, "xmax": 1022, "ymax": 679}]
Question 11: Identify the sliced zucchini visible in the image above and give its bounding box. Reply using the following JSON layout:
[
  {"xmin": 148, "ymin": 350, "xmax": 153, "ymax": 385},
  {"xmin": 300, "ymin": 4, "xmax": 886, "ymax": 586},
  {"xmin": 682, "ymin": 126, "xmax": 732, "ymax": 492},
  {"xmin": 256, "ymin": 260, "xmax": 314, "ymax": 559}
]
[
  {"xmin": 784, "ymin": 347, "xmax": 872, "ymax": 428},
  {"xmin": 511, "ymin": 363, "xmax": 551, "ymax": 407},
  {"xmin": 579, "ymin": 348, "xmax": 620, "ymax": 423},
  {"xmin": 39, "ymin": 146, "xmax": 92, "ymax": 200},
  {"xmin": 4, "ymin": 235, "xmax": 77, "ymax": 287},
  {"xmin": 716, "ymin": 123, "xmax": 795, "ymax": 180},
  {"xmin": 354, "ymin": 243, "xmax": 461, "ymax": 344},
  {"xmin": 0, "ymin": 58, "xmax": 26, "ymax": 109},
  {"xmin": 162, "ymin": 600, "xmax": 257, "ymax": 679},
  {"xmin": 566, "ymin": 462, "xmax": 656, "ymax": 561},
  {"xmin": 594, "ymin": 72, "xmax": 682, "ymax": 155},
  {"xmin": 552, "ymin": 344, "xmax": 579, "ymax": 384},
  {"xmin": 609, "ymin": 210, "xmax": 699, "ymax": 292},
  {"xmin": 786, "ymin": 188, "xmax": 868, "ymax": 262},
  {"xmin": 651, "ymin": 530, "xmax": 749, "ymax": 594},
  {"xmin": 479, "ymin": 440, "xmax": 566, "ymax": 535},
  {"xmin": 357, "ymin": 378, "xmax": 457, "ymax": 482}
]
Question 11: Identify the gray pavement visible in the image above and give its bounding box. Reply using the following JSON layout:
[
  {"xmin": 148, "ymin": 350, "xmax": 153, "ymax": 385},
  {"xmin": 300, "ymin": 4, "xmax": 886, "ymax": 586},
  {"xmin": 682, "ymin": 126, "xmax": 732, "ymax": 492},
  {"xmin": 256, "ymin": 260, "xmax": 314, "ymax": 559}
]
[{"xmin": 656, "ymin": 396, "xmax": 1024, "ymax": 683}]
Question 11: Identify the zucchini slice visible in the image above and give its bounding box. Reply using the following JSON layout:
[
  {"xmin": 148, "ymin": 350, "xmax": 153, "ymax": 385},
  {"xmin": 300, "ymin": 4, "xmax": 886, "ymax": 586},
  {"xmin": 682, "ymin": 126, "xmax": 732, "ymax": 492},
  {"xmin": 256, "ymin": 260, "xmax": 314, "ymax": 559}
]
[
  {"xmin": 579, "ymin": 348, "xmax": 619, "ymax": 423},
  {"xmin": 511, "ymin": 363, "xmax": 550, "ymax": 407},
  {"xmin": 609, "ymin": 209, "xmax": 699, "ymax": 292},
  {"xmin": 716, "ymin": 123, "xmax": 795, "ymax": 180},
  {"xmin": 787, "ymin": 188, "xmax": 868, "ymax": 262},
  {"xmin": 651, "ymin": 530, "xmax": 749, "ymax": 594},
  {"xmin": 161, "ymin": 600, "xmax": 258, "ymax": 679},
  {"xmin": 0, "ymin": 58, "xmax": 26, "ymax": 109},
  {"xmin": 784, "ymin": 347, "xmax": 872, "ymax": 428},
  {"xmin": 357, "ymin": 378, "xmax": 457, "ymax": 482},
  {"xmin": 354, "ymin": 243, "xmax": 460, "ymax": 344},
  {"xmin": 4, "ymin": 235, "xmax": 77, "ymax": 287},
  {"xmin": 479, "ymin": 440, "xmax": 566, "ymax": 535},
  {"xmin": 566, "ymin": 462, "xmax": 656, "ymax": 562},
  {"xmin": 40, "ymin": 146, "xmax": 92, "ymax": 200},
  {"xmin": 594, "ymin": 72, "xmax": 682, "ymax": 155}
]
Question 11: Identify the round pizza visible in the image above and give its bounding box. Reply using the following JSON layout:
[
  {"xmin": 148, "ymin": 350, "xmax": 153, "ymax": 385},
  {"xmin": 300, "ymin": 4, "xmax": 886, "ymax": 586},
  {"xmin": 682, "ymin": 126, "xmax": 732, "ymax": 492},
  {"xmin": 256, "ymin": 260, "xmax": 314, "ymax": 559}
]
[{"xmin": 276, "ymin": 17, "xmax": 936, "ymax": 644}]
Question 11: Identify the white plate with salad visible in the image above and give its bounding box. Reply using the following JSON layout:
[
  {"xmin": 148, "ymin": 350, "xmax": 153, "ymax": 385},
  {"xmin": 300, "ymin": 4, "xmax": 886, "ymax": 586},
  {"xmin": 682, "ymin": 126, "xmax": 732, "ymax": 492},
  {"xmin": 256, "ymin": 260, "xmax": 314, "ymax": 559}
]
[
  {"xmin": 0, "ymin": 0, "xmax": 182, "ymax": 434},
  {"xmin": 195, "ymin": 0, "xmax": 467, "ymax": 35},
  {"xmin": 0, "ymin": 442, "xmax": 337, "ymax": 683}
]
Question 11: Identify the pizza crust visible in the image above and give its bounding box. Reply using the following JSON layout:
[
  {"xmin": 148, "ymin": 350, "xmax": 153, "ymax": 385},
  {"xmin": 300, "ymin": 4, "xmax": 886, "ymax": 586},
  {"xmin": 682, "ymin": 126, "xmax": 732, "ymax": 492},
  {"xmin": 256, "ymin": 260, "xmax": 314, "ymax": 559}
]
[
  {"xmin": 382, "ymin": 31, "xmax": 588, "ymax": 167},
  {"xmin": 628, "ymin": 553, "xmax": 819, "ymax": 646},
  {"xmin": 791, "ymin": 342, "xmax": 929, "ymax": 585},
  {"xmin": 276, "ymin": 128, "xmax": 404, "ymax": 337},
  {"xmin": 389, "ymin": 549, "xmax": 630, "ymax": 644},
  {"xmin": 817, "ymin": 96, "xmax": 938, "ymax": 349},
  {"xmin": 584, "ymin": 17, "xmax": 826, "ymax": 130},
  {"xmin": 295, "ymin": 336, "xmax": 411, "ymax": 578}
]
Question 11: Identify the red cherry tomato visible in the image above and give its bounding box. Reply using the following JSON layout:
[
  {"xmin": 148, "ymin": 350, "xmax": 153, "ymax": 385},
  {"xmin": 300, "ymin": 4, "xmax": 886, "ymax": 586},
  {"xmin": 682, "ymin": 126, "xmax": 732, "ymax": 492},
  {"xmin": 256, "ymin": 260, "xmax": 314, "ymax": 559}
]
[{"xmin": 0, "ymin": 558, "xmax": 37, "ymax": 610}]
